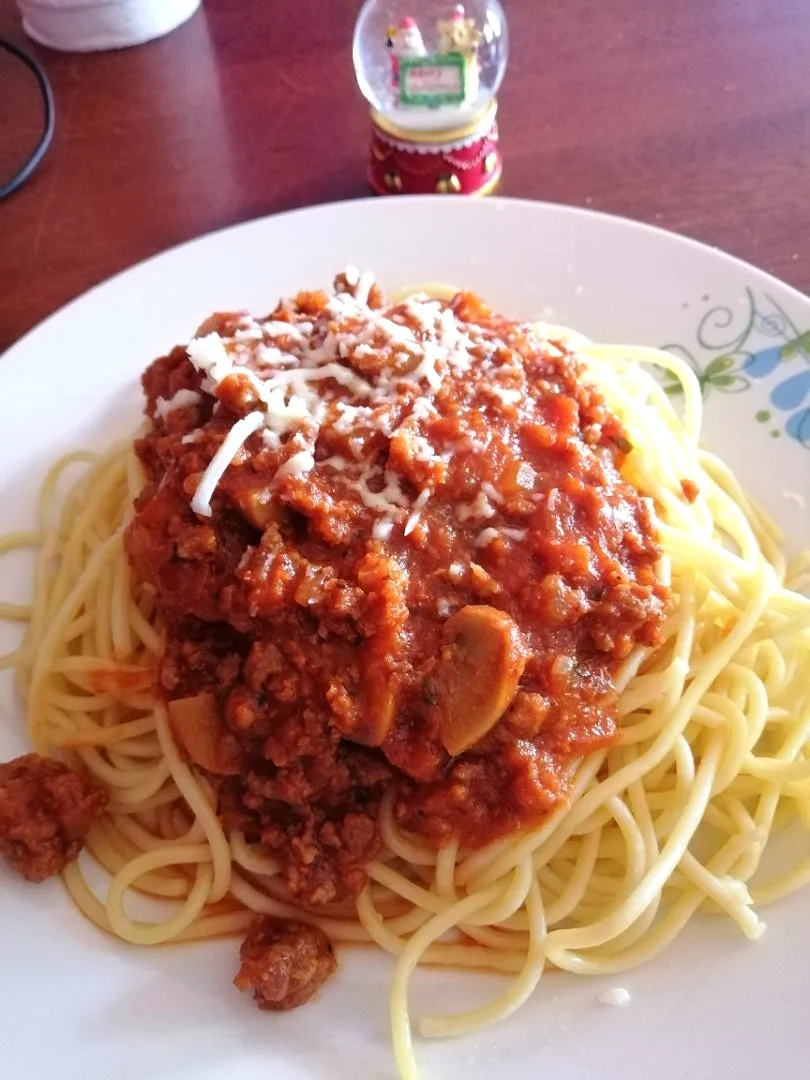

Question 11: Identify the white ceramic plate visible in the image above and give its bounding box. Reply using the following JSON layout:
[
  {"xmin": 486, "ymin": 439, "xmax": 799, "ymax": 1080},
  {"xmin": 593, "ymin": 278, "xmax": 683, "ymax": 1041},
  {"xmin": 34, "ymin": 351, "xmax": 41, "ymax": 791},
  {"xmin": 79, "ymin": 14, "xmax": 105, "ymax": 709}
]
[{"xmin": 1, "ymin": 198, "xmax": 809, "ymax": 1080}]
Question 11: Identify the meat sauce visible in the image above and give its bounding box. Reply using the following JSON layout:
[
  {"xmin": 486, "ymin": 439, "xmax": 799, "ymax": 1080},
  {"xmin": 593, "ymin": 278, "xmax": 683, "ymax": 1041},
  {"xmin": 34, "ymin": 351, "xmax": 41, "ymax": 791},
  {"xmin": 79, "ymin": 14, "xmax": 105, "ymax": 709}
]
[
  {"xmin": 234, "ymin": 916, "xmax": 337, "ymax": 1010},
  {"xmin": 0, "ymin": 753, "xmax": 107, "ymax": 882},
  {"xmin": 126, "ymin": 274, "xmax": 669, "ymax": 906}
]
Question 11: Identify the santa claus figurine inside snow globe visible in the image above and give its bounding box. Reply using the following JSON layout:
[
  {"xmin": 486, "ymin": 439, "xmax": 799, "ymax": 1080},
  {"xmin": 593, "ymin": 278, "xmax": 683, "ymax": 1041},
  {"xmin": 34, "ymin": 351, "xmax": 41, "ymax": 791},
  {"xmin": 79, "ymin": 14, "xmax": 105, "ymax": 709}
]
[{"xmin": 353, "ymin": 0, "xmax": 508, "ymax": 196}]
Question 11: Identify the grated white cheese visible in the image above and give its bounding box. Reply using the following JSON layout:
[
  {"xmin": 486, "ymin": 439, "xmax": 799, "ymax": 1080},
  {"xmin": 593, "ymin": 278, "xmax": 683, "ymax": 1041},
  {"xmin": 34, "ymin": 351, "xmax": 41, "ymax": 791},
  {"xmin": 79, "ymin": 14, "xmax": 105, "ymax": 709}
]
[
  {"xmin": 320, "ymin": 455, "xmax": 349, "ymax": 470},
  {"xmin": 377, "ymin": 412, "xmax": 396, "ymax": 437},
  {"xmin": 457, "ymin": 491, "xmax": 497, "ymax": 522},
  {"xmin": 375, "ymin": 316, "xmax": 416, "ymax": 345},
  {"xmin": 191, "ymin": 410, "xmax": 264, "ymax": 518},
  {"xmin": 343, "ymin": 265, "xmax": 360, "ymax": 287},
  {"xmin": 234, "ymin": 324, "xmax": 263, "ymax": 342},
  {"xmin": 372, "ymin": 519, "xmax": 394, "ymax": 541},
  {"xmin": 490, "ymin": 385, "xmax": 522, "ymax": 406},
  {"xmin": 275, "ymin": 450, "xmax": 315, "ymax": 481},
  {"xmin": 411, "ymin": 396, "xmax": 438, "ymax": 421},
  {"xmin": 262, "ymin": 387, "xmax": 313, "ymax": 437},
  {"xmin": 333, "ymin": 403, "xmax": 364, "ymax": 434},
  {"xmin": 187, "ymin": 332, "xmax": 235, "ymax": 386},
  {"xmin": 355, "ymin": 469, "xmax": 409, "ymax": 512},
  {"xmin": 180, "ymin": 289, "xmax": 517, "ymax": 537},
  {"xmin": 263, "ymin": 321, "xmax": 307, "ymax": 343},
  {"xmin": 448, "ymin": 561, "xmax": 464, "ymax": 581},
  {"xmin": 265, "ymin": 363, "xmax": 374, "ymax": 399},
  {"xmin": 405, "ymin": 296, "xmax": 442, "ymax": 331},
  {"xmin": 256, "ymin": 345, "xmax": 298, "ymax": 368},
  {"xmin": 473, "ymin": 526, "xmax": 528, "ymax": 546},
  {"xmin": 516, "ymin": 462, "xmax": 536, "ymax": 489},
  {"xmin": 406, "ymin": 341, "xmax": 443, "ymax": 390},
  {"xmin": 413, "ymin": 435, "xmax": 439, "ymax": 463},
  {"xmin": 355, "ymin": 270, "xmax": 375, "ymax": 307},
  {"xmin": 155, "ymin": 388, "xmax": 202, "ymax": 419},
  {"xmin": 404, "ymin": 488, "xmax": 431, "ymax": 537},
  {"xmin": 474, "ymin": 528, "xmax": 500, "ymax": 548},
  {"xmin": 439, "ymin": 307, "xmax": 459, "ymax": 348}
]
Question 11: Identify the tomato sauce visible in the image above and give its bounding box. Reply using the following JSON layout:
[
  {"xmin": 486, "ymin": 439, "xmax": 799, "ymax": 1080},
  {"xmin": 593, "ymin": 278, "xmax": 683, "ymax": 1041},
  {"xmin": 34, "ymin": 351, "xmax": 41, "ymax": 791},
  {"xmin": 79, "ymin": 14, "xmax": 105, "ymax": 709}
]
[{"xmin": 126, "ymin": 274, "xmax": 668, "ymax": 905}]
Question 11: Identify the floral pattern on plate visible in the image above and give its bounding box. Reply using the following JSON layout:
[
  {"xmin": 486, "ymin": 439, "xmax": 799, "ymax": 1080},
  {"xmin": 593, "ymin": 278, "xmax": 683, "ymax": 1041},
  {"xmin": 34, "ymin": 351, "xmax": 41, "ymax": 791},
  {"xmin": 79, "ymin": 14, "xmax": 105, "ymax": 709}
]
[{"xmin": 661, "ymin": 288, "xmax": 810, "ymax": 448}]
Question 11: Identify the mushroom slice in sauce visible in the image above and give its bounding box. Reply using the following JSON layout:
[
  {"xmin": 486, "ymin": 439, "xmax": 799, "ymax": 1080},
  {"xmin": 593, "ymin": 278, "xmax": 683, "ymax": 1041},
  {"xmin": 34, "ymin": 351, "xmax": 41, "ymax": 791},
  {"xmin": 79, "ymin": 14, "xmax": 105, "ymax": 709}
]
[
  {"xmin": 167, "ymin": 692, "xmax": 244, "ymax": 775},
  {"xmin": 434, "ymin": 605, "xmax": 528, "ymax": 756}
]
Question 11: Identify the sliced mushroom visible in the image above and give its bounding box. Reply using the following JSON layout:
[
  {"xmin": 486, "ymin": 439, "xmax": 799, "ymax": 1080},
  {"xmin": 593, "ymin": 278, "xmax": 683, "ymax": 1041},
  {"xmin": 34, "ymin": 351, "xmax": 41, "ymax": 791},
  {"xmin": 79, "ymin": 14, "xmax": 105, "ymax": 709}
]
[
  {"xmin": 359, "ymin": 672, "xmax": 398, "ymax": 747},
  {"xmin": 434, "ymin": 605, "xmax": 528, "ymax": 756},
  {"xmin": 167, "ymin": 692, "xmax": 245, "ymax": 775},
  {"xmin": 356, "ymin": 634, "xmax": 399, "ymax": 747},
  {"xmin": 234, "ymin": 487, "xmax": 278, "ymax": 531}
]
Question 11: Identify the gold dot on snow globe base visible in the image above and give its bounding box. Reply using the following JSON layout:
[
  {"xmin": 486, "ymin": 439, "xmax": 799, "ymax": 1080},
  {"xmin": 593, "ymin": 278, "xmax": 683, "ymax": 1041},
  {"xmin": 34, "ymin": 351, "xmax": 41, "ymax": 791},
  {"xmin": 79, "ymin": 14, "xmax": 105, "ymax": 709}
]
[{"xmin": 353, "ymin": 0, "xmax": 508, "ymax": 197}]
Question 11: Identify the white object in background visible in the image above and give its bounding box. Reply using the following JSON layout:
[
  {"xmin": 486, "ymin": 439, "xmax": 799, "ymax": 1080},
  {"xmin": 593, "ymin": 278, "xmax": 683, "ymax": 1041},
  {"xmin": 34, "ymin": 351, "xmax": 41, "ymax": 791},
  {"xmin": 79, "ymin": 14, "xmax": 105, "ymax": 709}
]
[{"xmin": 17, "ymin": 0, "xmax": 201, "ymax": 52}]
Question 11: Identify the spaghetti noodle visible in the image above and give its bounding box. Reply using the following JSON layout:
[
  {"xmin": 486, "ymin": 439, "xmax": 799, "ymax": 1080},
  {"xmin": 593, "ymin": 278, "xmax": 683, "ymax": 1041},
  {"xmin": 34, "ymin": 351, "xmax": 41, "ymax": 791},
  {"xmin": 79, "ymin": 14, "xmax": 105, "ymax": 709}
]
[{"xmin": 1, "ymin": 278, "xmax": 809, "ymax": 1080}]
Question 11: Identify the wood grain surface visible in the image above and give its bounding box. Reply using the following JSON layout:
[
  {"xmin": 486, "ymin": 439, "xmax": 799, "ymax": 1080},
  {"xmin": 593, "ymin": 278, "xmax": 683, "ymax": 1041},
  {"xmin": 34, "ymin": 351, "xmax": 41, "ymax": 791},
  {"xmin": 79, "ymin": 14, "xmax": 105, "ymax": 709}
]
[{"xmin": 1, "ymin": 0, "xmax": 809, "ymax": 350}]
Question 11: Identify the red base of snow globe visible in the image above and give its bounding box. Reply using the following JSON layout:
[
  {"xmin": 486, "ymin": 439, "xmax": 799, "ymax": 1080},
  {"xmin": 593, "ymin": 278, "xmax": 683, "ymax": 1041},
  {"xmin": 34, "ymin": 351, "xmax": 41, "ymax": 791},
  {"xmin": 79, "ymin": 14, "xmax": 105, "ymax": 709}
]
[{"xmin": 367, "ymin": 99, "xmax": 501, "ymax": 196}]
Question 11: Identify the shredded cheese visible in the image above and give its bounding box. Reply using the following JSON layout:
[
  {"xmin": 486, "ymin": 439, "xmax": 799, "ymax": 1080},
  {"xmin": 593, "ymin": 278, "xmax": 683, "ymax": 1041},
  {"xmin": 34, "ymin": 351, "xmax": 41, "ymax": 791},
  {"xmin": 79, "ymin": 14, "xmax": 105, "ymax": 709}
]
[
  {"xmin": 234, "ymin": 324, "xmax": 263, "ymax": 342},
  {"xmin": 187, "ymin": 333, "xmax": 235, "ymax": 385},
  {"xmin": 355, "ymin": 270, "xmax": 375, "ymax": 307},
  {"xmin": 404, "ymin": 488, "xmax": 431, "ymax": 537},
  {"xmin": 355, "ymin": 469, "xmax": 409, "ymax": 512},
  {"xmin": 475, "ymin": 526, "xmax": 527, "ymax": 547},
  {"xmin": 263, "ymin": 321, "xmax": 307, "ymax": 342},
  {"xmin": 191, "ymin": 410, "xmax": 264, "ymax": 518},
  {"xmin": 372, "ymin": 519, "xmax": 394, "ymax": 541},
  {"xmin": 457, "ymin": 491, "xmax": 497, "ymax": 522},
  {"xmin": 256, "ymin": 345, "xmax": 297, "ymax": 368},
  {"xmin": 406, "ymin": 341, "xmax": 444, "ymax": 390},
  {"xmin": 275, "ymin": 450, "xmax": 315, "ymax": 481},
  {"xmin": 489, "ymin": 385, "xmax": 522, "ymax": 406},
  {"xmin": 179, "ymin": 284, "xmax": 515, "ymax": 537},
  {"xmin": 155, "ymin": 388, "xmax": 202, "ymax": 419},
  {"xmin": 474, "ymin": 528, "xmax": 500, "ymax": 548}
]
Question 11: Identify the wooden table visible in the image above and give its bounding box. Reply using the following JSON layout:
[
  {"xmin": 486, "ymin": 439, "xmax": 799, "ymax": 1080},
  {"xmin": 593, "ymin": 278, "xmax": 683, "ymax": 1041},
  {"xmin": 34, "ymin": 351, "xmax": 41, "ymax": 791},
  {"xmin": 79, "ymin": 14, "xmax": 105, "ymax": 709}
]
[{"xmin": 2, "ymin": 0, "xmax": 809, "ymax": 351}]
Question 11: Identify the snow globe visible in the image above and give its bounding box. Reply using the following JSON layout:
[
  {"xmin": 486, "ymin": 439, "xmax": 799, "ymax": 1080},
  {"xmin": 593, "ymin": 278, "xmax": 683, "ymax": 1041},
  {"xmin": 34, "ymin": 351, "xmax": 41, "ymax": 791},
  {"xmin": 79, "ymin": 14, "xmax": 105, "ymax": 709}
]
[{"xmin": 353, "ymin": 1, "xmax": 508, "ymax": 196}]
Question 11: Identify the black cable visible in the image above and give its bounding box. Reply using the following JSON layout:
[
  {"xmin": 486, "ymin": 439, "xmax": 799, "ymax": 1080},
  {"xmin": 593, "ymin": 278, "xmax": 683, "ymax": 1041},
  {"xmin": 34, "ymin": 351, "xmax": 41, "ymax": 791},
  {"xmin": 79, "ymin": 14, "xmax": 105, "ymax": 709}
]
[{"xmin": 0, "ymin": 36, "xmax": 55, "ymax": 200}]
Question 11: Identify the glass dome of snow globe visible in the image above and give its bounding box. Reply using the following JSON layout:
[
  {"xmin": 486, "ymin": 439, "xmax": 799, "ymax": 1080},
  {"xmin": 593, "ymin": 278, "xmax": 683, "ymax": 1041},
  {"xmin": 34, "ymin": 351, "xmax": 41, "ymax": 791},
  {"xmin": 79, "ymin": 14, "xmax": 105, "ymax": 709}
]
[{"xmin": 353, "ymin": 0, "xmax": 508, "ymax": 134}]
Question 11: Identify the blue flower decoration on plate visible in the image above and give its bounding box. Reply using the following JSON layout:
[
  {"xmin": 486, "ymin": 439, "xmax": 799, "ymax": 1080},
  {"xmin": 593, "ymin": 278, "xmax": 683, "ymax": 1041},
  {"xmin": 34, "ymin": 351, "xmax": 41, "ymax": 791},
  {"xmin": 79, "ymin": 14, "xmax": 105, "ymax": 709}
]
[{"xmin": 662, "ymin": 291, "xmax": 810, "ymax": 448}]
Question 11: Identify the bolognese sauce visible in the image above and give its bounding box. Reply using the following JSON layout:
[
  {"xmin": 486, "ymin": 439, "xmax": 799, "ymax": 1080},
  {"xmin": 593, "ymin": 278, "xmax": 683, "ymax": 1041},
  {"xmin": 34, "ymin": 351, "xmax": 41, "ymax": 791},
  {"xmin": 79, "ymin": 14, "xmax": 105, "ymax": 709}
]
[
  {"xmin": 125, "ymin": 272, "xmax": 668, "ymax": 907},
  {"xmin": 0, "ymin": 753, "xmax": 107, "ymax": 882}
]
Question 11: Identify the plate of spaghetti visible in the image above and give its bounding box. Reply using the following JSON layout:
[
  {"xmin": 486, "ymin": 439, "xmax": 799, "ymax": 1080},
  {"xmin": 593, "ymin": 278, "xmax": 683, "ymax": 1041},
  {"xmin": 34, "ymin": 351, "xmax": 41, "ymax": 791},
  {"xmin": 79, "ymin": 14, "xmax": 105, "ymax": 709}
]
[{"xmin": 1, "ymin": 197, "xmax": 809, "ymax": 1080}]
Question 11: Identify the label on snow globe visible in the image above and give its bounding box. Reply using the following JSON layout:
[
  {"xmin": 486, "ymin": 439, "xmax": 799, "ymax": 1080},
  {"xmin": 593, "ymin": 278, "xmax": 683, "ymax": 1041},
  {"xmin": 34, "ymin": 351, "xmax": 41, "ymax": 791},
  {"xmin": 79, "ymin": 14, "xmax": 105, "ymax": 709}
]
[
  {"xmin": 399, "ymin": 54, "xmax": 467, "ymax": 107},
  {"xmin": 354, "ymin": 0, "xmax": 508, "ymax": 133}
]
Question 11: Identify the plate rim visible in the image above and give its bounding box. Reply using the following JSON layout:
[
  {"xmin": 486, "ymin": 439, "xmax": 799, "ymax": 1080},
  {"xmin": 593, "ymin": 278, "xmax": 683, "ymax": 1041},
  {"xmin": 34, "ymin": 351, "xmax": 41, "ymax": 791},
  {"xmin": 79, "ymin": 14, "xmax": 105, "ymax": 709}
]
[{"xmin": 5, "ymin": 196, "xmax": 809, "ymax": 365}]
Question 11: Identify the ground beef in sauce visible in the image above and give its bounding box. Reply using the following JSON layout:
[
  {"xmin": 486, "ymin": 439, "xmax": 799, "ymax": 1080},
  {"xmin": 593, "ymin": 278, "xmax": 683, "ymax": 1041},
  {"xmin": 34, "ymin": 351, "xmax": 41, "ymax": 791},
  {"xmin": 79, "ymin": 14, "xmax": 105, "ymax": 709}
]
[
  {"xmin": 126, "ymin": 275, "xmax": 669, "ymax": 905},
  {"xmin": 0, "ymin": 753, "xmax": 108, "ymax": 882},
  {"xmin": 234, "ymin": 916, "xmax": 337, "ymax": 1010}
]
